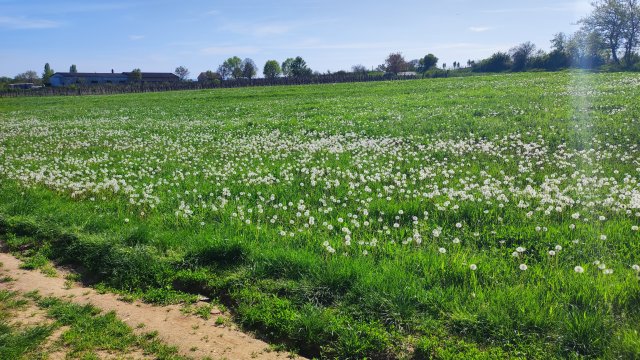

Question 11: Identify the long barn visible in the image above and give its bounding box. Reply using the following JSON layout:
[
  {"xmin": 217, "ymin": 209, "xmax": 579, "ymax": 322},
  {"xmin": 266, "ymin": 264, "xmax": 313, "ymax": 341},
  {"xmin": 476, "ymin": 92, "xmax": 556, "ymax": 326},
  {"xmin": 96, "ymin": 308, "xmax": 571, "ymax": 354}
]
[{"xmin": 50, "ymin": 72, "xmax": 179, "ymax": 87}]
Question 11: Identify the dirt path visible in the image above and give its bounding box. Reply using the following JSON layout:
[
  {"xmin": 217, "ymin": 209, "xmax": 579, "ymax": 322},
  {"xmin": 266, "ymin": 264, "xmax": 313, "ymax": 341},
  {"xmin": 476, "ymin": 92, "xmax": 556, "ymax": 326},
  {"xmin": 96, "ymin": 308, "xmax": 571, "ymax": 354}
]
[{"xmin": 0, "ymin": 252, "xmax": 300, "ymax": 360}]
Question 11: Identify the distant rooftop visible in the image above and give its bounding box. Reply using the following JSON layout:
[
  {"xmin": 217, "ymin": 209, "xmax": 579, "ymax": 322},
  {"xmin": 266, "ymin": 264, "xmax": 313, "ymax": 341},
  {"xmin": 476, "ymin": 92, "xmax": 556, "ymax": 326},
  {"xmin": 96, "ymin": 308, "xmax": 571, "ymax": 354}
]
[
  {"xmin": 53, "ymin": 72, "xmax": 127, "ymax": 78},
  {"xmin": 53, "ymin": 72, "xmax": 179, "ymax": 79}
]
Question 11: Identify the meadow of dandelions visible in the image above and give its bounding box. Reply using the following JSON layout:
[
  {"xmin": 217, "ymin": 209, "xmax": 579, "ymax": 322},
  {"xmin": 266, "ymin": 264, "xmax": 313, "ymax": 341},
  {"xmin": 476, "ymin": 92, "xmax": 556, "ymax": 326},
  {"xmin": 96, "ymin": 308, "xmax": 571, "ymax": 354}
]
[
  {"xmin": 1, "ymin": 109, "xmax": 638, "ymax": 274},
  {"xmin": 1, "ymin": 72, "xmax": 640, "ymax": 357}
]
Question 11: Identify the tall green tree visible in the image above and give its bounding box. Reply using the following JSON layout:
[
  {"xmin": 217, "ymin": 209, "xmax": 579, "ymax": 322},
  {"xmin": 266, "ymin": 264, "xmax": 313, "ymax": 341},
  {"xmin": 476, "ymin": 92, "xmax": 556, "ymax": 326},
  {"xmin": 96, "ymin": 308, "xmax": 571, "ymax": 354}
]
[
  {"xmin": 551, "ymin": 33, "xmax": 568, "ymax": 53},
  {"xmin": 131, "ymin": 68, "xmax": 142, "ymax": 82},
  {"xmin": 197, "ymin": 70, "xmax": 221, "ymax": 83},
  {"xmin": 510, "ymin": 41, "xmax": 536, "ymax": 71},
  {"xmin": 384, "ymin": 53, "xmax": 408, "ymax": 74},
  {"xmin": 174, "ymin": 66, "xmax": 190, "ymax": 81},
  {"xmin": 622, "ymin": 0, "xmax": 640, "ymax": 65},
  {"xmin": 42, "ymin": 63, "xmax": 54, "ymax": 85},
  {"xmin": 218, "ymin": 56, "xmax": 243, "ymax": 80},
  {"xmin": 69, "ymin": 64, "xmax": 78, "ymax": 73},
  {"xmin": 241, "ymin": 58, "xmax": 257, "ymax": 79},
  {"xmin": 351, "ymin": 64, "xmax": 367, "ymax": 74},
  {"xmin": 263, "ymin": 60, "xmax": 282, "ymax": 79},
  {"xmin": 581, "ymin": 0, "xmax": 627, "ymax": 65},
  {"xmin": 290, "ymin": 56, "xmax": 312, "ymax": 77},
  {"xmin": 417, "ymin": 54, "xmax": 439, "ymax": 72},
  {"xmin": 15, "ymin": 70, "xmax": 39, "ymax": 83},
  {"xmin": 566, "ymin": 30, "xmax": 607, "ymax": 68},
  {"xmin": 281, "ymin": 58, "xmax": 295, "ymax": 77}
]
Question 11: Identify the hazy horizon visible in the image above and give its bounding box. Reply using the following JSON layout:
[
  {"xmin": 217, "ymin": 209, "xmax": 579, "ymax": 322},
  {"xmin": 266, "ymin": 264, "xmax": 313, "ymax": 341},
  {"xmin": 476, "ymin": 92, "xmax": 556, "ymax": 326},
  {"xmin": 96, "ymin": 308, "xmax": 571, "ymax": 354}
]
[{"xmin": 1, "ymin": 0, "xmax": 591, "ymax": 78}]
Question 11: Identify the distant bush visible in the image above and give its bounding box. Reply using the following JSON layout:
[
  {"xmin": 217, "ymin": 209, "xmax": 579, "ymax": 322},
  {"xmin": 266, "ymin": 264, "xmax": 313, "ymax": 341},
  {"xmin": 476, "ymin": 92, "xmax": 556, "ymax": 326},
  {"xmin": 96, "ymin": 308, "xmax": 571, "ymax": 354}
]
[
  {"xmin": 423, "ymin": 69, "xmax": 449, "ymax": 78},
  {"xmin": 473, "ymin": 52, "xmax": 512, "ymax": 73}
]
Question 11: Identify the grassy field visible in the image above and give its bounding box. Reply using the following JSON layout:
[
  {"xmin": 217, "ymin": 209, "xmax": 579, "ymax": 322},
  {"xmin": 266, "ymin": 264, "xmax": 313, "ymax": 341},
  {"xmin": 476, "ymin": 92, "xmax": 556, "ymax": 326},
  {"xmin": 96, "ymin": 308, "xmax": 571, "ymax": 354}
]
[{"xmin": 1, "ymin": 72, "xmax": 640, "ymax": 359}]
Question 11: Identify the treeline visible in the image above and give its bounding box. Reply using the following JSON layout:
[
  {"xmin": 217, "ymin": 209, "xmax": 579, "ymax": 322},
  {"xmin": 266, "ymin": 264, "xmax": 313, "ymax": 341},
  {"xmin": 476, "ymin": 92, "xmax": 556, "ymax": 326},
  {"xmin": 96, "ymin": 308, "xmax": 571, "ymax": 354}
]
[
  {"xmin": 0, "ymin": 72, "xmax": 429, "ymax": 97},
  {"xmin": 471, "ymin": 0, "xmax": 640, "ymax": 72}
]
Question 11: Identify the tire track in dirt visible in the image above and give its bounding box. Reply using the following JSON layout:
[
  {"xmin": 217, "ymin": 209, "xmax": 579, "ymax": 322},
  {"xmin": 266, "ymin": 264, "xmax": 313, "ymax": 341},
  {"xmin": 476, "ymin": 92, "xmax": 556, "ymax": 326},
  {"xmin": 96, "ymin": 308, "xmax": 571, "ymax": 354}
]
[{"xmin": 0, "ymin": 252, "xmax": 300, "ymax": 360}]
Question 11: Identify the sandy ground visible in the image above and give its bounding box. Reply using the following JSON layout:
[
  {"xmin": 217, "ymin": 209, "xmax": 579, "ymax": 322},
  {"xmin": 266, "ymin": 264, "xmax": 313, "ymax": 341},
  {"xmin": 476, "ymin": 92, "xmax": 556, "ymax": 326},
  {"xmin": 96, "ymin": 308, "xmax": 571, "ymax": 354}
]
[{"xmin": 0, "ymin": 252, "xmax": 301, "ymax": 360}]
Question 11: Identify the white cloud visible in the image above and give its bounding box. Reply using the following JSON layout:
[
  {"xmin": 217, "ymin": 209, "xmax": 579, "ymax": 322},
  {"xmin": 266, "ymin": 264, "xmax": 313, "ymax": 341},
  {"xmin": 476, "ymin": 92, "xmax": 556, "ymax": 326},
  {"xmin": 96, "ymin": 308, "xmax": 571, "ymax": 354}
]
[
  {"xmin": 219, "ymin": 21, "xmax": 295, "ymax": 37},
  {"xmin": 280, "ymin": 38, "xmax": 393, "ymax": 51},
  {"xmin": 0, "ymin": 16, "xmax": 61, "ymax": 29},
  {"xmin": 201, "ymin": 46, "xmax": 260, "ymax": 55},
  {"xmin": 469, "ymin": 26, "xmax": 491, "ymax": 33},
  {"xmin": 252, "ymin": 24, "xmax": 292, "ymax": 36},
  {"xmin": 129, "ymin": 35, "xmax": 145, "ymax": 41},
  {"xmin": 45, "ymin": 3, "xmax": 132, "ymax": 14},
  {"xmin": 431, "ymin": 42, "xmax": 511, "ymax": 51},
  {"xmin": 482, "ymin": 1, "xmax": 591, "ymax": 15}
]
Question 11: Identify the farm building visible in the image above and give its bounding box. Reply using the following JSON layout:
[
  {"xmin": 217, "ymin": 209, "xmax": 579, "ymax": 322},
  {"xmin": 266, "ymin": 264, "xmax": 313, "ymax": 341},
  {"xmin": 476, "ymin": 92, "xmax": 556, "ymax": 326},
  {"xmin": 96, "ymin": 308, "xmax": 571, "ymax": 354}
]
[
  {"xmin": 50, "ymin": 72, "xmax": 179, "ymax": 87},
  {"xmin": 50, "ymin": 73, "xmax": 128, "ymax": 87},
  {"xmin": 129, "ymin": 72, "xmax": 180, "ymax": 83}
]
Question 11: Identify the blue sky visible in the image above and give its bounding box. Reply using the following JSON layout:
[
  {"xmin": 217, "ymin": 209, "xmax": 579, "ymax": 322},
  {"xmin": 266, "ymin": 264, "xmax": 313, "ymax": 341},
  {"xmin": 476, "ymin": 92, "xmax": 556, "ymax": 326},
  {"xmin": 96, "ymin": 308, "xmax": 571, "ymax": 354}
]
[{"xmin": 1, "ymin": 0, "xmax": 591, "ymax": 78}]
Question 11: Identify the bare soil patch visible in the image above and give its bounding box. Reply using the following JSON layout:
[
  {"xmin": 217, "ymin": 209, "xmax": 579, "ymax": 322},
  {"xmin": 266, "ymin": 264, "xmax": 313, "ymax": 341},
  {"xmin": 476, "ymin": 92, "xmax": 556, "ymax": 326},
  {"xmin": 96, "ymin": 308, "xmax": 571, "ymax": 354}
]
[{"xmin": 0, "ymin": 252, "xmax": 299, "ymax": 360}]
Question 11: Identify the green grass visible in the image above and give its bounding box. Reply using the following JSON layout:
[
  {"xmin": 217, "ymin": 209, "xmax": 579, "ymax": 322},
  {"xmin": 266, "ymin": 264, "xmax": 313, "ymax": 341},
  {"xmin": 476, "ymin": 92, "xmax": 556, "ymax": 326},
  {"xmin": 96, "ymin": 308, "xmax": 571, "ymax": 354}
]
[
  {"xmin": 0, "ymin": 289, "xmax": 189, "ymax": 359},
  {"xmin": 0, "ymin": 290, "xmax": 54, "ymax": 360},
  {"xmin": 1, "ymin": 72, "xmax": 640, "ymax": 358}
]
